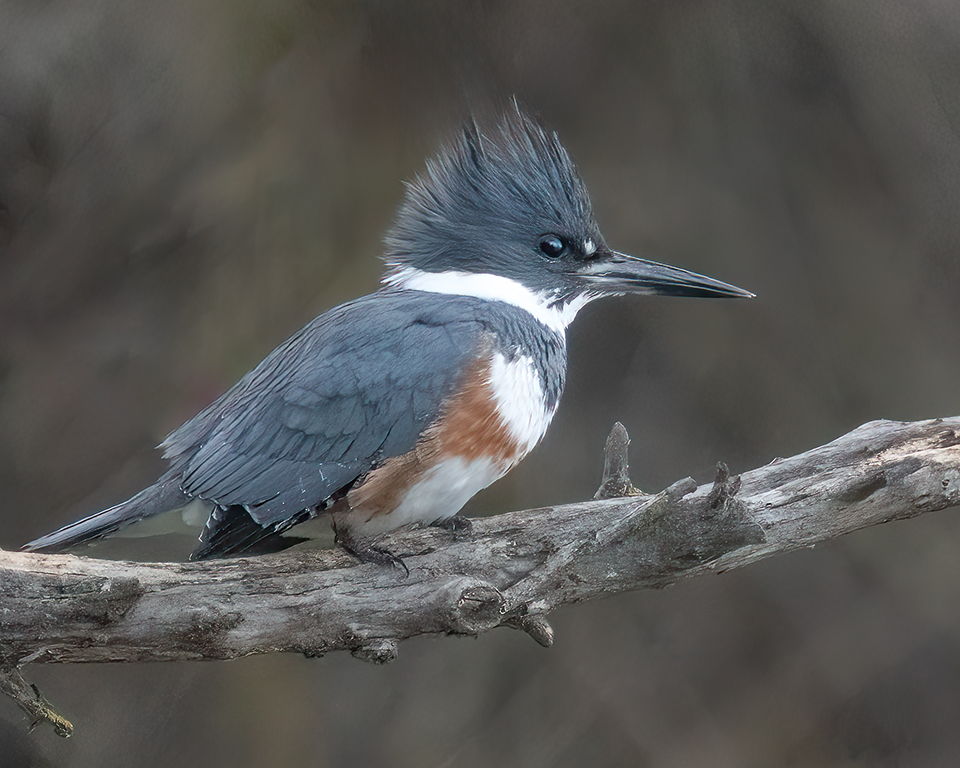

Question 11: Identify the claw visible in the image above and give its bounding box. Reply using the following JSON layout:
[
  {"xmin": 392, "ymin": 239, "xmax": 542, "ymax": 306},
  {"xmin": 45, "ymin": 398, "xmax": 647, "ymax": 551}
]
[
  {"xmin": 430, "ymin": 514, "xmax": 473, "ymax": 538},
  {"xmin": 334, "ymin": 524, "xmax": 409, "ymax": 576}
]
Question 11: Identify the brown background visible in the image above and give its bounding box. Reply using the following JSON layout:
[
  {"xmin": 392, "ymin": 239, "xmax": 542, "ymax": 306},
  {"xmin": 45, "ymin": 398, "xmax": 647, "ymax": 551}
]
[{"xmin": 3, "ymin": 1, "xmax": 960, "ymax": 766}]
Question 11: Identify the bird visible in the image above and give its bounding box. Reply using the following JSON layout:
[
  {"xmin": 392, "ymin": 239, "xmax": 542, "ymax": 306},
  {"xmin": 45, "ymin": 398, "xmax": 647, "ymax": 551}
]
[{"xmin": 24, "ymin": 104, "xmax": 753, "ymax": 565}]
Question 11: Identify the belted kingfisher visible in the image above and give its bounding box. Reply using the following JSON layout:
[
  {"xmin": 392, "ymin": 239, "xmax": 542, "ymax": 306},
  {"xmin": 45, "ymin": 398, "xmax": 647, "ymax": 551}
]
[{"xmin": 24, "ymin": 105, "xmax": 752, "ymax": 564}]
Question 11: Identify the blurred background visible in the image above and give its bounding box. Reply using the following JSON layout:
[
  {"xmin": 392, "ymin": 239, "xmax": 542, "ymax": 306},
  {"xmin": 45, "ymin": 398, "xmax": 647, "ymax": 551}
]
[{"xmin": 3, "ymin": 0, "xmax": 960, "ymax": 765}]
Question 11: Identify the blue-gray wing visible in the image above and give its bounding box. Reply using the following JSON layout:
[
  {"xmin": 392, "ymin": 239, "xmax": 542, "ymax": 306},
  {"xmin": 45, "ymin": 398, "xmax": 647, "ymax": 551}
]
[{"xmin": 161, "ymin": 290, "xmax": 484, "ymax": 527}]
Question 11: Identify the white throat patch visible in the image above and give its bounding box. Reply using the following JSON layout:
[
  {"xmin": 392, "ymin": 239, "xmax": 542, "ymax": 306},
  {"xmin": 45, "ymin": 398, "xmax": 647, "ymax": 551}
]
[{"xmin": 384, "ymin": 267, "xmax": 597, "ymax": 333}]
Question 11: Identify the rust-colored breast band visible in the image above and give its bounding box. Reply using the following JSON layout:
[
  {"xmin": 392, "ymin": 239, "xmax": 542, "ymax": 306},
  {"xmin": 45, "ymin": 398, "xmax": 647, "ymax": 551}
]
[{"xmin": 347, "ymin": 346, "xmax": 522, "ymax": 520}]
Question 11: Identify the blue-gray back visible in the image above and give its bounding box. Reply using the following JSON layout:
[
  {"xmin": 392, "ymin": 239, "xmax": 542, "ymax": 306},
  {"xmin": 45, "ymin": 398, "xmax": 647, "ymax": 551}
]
[{"xmin": 161, "ymin": 288, "xmax": 566, "ymax": 526}]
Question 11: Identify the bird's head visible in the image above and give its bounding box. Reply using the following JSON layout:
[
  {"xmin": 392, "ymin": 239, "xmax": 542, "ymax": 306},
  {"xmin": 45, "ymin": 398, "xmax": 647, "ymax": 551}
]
[{"xmin": 383, "ymin": 105, "xmax": 752, "ymax": 329}]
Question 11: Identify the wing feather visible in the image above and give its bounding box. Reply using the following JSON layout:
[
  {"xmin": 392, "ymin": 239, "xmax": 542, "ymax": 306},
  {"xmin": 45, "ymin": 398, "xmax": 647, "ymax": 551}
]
[{"xmin": 162, "ymin": 290, "xmax": 485, "ymax": 527}]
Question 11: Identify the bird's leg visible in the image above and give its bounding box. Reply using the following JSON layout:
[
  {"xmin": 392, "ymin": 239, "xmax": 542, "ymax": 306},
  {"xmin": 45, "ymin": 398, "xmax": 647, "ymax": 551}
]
[
  {"xmin": 430, "ymin": 514, "xmax": 473, "ymax": 539},
  {"xmin": 333, "ymin": 522, "xmax": 409, "ymax": 576}
]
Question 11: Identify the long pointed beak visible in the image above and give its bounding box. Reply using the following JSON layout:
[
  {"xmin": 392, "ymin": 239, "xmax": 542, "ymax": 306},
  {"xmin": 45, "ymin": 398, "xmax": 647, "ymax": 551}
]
[{"xmin": 580, "ymin": 251, "xmax": 754, "ymax": 299}]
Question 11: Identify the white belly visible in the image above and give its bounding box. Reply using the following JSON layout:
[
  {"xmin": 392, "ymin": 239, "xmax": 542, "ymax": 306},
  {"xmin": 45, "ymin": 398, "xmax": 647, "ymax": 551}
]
[
  {"xmin": 355, "ymin": 456, "xmax": 505, "ymax": 535},
  {"xmin": 348, "ymin": 350, "xmax": 560, "ymax": 538}
]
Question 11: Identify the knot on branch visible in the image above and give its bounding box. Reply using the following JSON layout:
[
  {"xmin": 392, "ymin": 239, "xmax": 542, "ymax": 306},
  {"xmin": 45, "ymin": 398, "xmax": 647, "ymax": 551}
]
[{"xmin": 439, "ymin": 578, "xmax": 505, "ymax": 635}]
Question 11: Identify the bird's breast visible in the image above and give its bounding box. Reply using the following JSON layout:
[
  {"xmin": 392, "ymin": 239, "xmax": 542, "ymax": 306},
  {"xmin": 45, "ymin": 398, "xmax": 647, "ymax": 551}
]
[
  {"xmin": 485, "ymin": 350, "xmax": 557, "ymax": 456},
  {"xmin": 345, "ymin": 345, "xmax": 558, "ymax": 534}
]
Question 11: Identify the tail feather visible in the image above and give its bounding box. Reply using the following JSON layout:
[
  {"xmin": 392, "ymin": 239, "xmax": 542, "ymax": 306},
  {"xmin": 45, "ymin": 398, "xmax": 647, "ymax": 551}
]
[
  {"xmin": 190, "ymin": 505, "xmax": 309, "ymax": 560},
  {"xmin": 23, "ymin": 472, "xmax": 191, "ymax": 553}
]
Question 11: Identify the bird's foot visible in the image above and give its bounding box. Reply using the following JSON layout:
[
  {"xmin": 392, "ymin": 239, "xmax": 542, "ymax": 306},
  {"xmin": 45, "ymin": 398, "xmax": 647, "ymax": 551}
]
[
  {"xmin": 430, "ymin": 514, "xmax": 473, "ymax": 539},
  {"xmin": 334, "ymin": 528, "xmax": 409, "ymax": 576}
]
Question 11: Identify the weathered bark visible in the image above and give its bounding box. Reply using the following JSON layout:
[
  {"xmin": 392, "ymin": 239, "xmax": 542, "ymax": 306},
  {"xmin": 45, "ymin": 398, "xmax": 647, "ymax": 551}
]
[{"xmin": 2, "ymin": 417, "xmax": 960, "ymax": 736}]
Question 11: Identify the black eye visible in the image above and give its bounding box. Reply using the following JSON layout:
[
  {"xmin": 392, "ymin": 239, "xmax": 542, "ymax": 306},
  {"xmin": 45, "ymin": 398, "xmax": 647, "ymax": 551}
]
[{"xmin": 538, "ymin": 235, "xmax": 565, "ymax": 258}]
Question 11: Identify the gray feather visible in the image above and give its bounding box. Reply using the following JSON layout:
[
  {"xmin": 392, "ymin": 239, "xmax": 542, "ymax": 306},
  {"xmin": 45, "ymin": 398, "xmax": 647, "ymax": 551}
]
[{"xmin": 24, "ymin": 471, "xmax": 190, "ymax": 552}]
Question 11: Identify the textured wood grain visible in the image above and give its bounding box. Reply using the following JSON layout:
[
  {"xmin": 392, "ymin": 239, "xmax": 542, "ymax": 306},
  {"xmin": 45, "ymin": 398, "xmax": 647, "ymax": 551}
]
[{"xmin": 2, "ymin": 418, "xmax": 959, "ymax": 734}]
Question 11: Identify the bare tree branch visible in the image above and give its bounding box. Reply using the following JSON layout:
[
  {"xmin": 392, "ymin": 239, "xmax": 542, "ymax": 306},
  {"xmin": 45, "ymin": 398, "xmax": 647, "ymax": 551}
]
[
  {"xmin": 2, "ymin": 417, "xmax": 960, "ymax": 735},
  {"xmin": 0, "ymin": 665, "xmax": 73, "ymax": 737}
]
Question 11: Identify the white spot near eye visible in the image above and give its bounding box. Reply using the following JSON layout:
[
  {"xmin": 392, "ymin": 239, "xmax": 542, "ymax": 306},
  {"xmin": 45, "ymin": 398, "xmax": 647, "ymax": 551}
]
[{"xmin": 584, "ymin": 239, "xmax": 596, "ymax": 256}]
